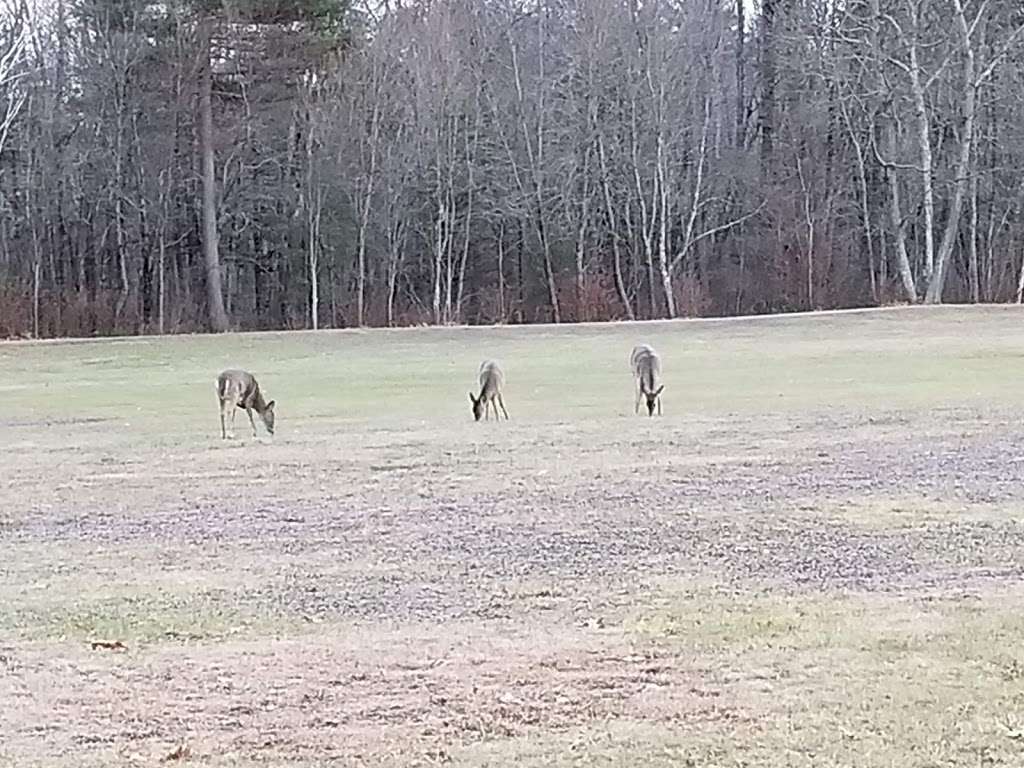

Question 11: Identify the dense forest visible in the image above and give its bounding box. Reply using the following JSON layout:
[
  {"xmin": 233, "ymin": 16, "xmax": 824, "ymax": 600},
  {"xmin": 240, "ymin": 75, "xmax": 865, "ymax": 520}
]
[{"xmin": 1, "ymin": 0, "xmax": 1023, "ymax": 337}]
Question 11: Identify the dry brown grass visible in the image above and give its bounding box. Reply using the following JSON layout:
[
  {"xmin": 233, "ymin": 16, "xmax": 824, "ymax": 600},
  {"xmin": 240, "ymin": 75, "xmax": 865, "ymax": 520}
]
[{"xmin": 3, "ymin": 306, "xmax": 1024, "ymax": 766}]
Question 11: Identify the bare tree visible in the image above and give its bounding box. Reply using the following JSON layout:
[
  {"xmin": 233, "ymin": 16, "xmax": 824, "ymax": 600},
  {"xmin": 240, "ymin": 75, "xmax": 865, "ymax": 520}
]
[
  {"xmin": 198, "ymin": 16, "xmax": 229, "ymax": 332},
  {"xmin": 3, "ymin": 0, "xmax": 1024, "ymax": 338},
  {"xmin": 0, "ymin": 7, "xmax": 27, "ymax": 157}
]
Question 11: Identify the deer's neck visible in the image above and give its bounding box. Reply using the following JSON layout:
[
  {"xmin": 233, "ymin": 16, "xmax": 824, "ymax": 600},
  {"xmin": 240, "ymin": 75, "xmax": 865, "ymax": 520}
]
[{"xmin": 251, "ymin": 386, "xmax": 268, "ymax": 413}]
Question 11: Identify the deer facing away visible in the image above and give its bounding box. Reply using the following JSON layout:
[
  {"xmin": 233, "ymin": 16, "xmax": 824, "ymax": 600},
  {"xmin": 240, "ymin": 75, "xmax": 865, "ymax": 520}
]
[
  {"xmin": 630, "ymin": 344, "xmax": 664, "ymax": 416},
  {"xmin": 217, "ymin": 369, "xmax": 275, "ymax": 439},
  {"xmin": 469, "ymin": 360, "xmax": 509, "ymax": 421}
]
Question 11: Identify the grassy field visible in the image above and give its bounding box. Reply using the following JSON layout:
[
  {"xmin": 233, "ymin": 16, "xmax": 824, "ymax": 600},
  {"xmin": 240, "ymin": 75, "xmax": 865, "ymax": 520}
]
[{"xmin": 2, "ymin": 305, "xmax": 1024, "ymax": 767}]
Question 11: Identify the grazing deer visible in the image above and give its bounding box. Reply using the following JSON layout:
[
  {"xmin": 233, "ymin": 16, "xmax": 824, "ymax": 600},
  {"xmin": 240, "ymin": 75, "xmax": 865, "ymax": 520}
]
[
  {"xmin": 630, "ymin": 344, "xmax": 664, "ymax": 416},
  {"xmin": 469, "ymin": 360, "xmax": 510, "ymax": 421},
  {"xmin": 216, "ymin": 369, "xmax": 275, "ymax": 439}
]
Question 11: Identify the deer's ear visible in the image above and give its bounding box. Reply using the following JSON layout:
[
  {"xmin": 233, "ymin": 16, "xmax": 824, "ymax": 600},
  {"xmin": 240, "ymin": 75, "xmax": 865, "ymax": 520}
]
[
  {"xmin": 266, "ymin": 400, "xmax": 276, "ymax": 410},
  {"xmin": 653, "ymin": 386, "xmax": 664, "ymax": 397},
  {"xmin": 468, "ymin": 392, "xmax": 476, "ymax": 404}
]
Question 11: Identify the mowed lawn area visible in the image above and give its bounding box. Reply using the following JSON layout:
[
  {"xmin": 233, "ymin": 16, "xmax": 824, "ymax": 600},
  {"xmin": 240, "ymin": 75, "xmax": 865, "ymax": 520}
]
[{"xmin": 2, "ymin": 306, "xmax": 1024, "ymax": 767}]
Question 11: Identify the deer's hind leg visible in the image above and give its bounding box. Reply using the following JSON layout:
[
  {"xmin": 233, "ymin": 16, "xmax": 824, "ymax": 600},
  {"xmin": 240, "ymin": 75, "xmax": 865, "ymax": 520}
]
[
  {"xmin": 497, "ymin": 393, "xmax": 509, "ymax": 420},
  {"xmin": 223, "ymin": 402, "xmax": 238, "ymax": 439},
  {"xmin": 634, "ymin": 382, "xmax": 642, "ymax": 415},
  {"xmin": 221, "ymin": 398, "xmax": 238, "ymax": 439}
]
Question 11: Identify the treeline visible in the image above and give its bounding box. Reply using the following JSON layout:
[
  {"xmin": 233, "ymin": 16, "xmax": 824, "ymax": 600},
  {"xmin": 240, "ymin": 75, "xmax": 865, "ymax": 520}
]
[{"xmin": 1, "ymin": 0, "xmax": 1023, "ymax": 337}]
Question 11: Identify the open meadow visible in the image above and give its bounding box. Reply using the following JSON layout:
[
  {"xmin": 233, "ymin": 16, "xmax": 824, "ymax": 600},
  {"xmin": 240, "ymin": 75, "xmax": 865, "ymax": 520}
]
[{"xmin": 2, "ymin": 306, "xmax": 1024, "ymax": 767}]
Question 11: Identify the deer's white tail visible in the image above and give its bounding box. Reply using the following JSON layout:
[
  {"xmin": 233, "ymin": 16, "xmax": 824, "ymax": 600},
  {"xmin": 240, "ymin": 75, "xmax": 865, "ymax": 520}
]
[{"xmin": 217, "ymin": 376, "xmax": 233, "ymax": 401}]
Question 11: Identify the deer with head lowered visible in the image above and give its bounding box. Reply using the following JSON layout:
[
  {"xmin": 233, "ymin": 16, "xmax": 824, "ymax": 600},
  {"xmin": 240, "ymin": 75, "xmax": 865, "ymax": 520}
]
[
  {"xmin": 469, "ymin": 360, "xmax": 509, "ymax": 421},
  {"xmin": 630, "ymin": 344, "xmax": 664, "ymax": 416},
  {"xmin": 216, "ymin": 369, "xmax": 275, "ymax": 439}
]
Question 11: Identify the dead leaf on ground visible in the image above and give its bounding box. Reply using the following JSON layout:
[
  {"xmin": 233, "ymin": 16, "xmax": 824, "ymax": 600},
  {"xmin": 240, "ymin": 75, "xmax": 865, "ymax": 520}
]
[
  {"xmin": 161, "ymin": 744, "xmax": 191, "ymax": 762},
  {"xmin": 89, "ymin": 641, "xmax": 127, "ymax": 652}
]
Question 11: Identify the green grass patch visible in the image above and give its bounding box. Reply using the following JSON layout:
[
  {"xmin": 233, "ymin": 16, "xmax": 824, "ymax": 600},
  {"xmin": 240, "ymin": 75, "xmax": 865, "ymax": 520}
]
[
  {"xmin": 4, "ymin": 307, "xmax": 1024, "ymax": 434},
  {"xmin": 2, "ymin": 588, "xmax": 302, "ymax": 644}
]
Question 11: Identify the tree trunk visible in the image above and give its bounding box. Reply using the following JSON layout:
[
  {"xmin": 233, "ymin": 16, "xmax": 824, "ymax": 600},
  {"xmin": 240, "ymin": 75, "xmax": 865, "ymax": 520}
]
[
  {"xmin": 516, "ymin": 218, "xmax": 525, "ymax": 323},
  {"xmin": 880, "ymin": 117, "xmax": 918, "ymax": 302},
  {"xmin": 496, "ymin": 220, "xmax": 506, "ymax": 322},
  {"xmin": 574, "ymin": 143, "xmax": 592, "ymax": 321},
  {"xmin": 355, "ymin": 93, "xmax": 382, "ymax": 328},
  {"xmin": 198, "ymin": 17, "xmax": 229, "ymax": 333},
  {"xmin": 1016, "ymin": 240, "xmax": 1024, "ymax": 303},
  {"xmin": 596, "ymin": 133, "xmax": 634, "ymax": 320},
  {"xmin": 885, "ymin": 167, "xmax": 917, "ymax": 302},
  {"xmin": 444, "ymin": 131, "xmax": 456, "ymax": 323},
  {"xmin": 455, "ymin": 112, "xmax": 480, "ymax": 322},
  {"xmin": 386, "ymin": 229, "xmax": 402, "ymax": 328},
  {"xmin": 158, "ymin": 230, "xmax": 166, "ymax": 334},
  {"xmin": 306, "ymin": 108, "xmax": 320, "ymax": 331},
  {"xmin": 308, "ymin": 189, "xmax": 321, "ymax": 330},
  {"xmin": 157, "ymin": 170, "xmax": 168, "ymax": 334},
  {"xmin": 924, "ymin": 0, "xmax": 976, "ymax": 304},
  {"xmin": 735, "ymin": 0, "xmax": 745, "ymax": 148},
  {"xmin": 656, "ymin": 134, "xmax": 675, "ymax": 318},
  {"xmin": 33, "ymin": 259, "xmax": 41, "ymax": 338},
  {"xmin": 113, "ymin": 100, "xmax": 129, "ymax": 325},
  {"xmin": 968, "ymin": 132, "xmax": 980, "ymax": 303},
  {"xmin": 536, "ymin": 210, "xmax": 560, "ymax": 323},
  {"xmin": 759, "ymin": 0, "xmax": 775, "ymax": 172},
  {"xmin": 798, "ymin": 159, "xmax": 814, "ymax": 309},
  {"xmin": 905, "ymin": 17, "xmax": 936, "ymax": 283},
  {"xmin": 432, "ymin": 197, "xmax": 445, "ymax": 325},
  {"xmin": 841, "ymin": 102, "xmax": 877, "ymax": 302},
  {"xmin": 629, "ymin": 97, "xmax": 658, "ymax": 319}
]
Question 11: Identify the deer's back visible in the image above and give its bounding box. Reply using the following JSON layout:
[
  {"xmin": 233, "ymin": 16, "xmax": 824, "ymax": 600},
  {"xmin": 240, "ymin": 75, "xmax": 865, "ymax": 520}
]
[
  {"xmin": 630, "ymin": 345, "xmax": 661, "ymax": 387},
  {"xmin": 630, "ymin": 345, "xmax": 660, "ymax": 374},
  {"xmin": 218, "ymin": 369, "xmax": 257, "ymax": 402},
  {"xmin": 479, "ymin": 360, "xmax": 504, "ymax": 397}
]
